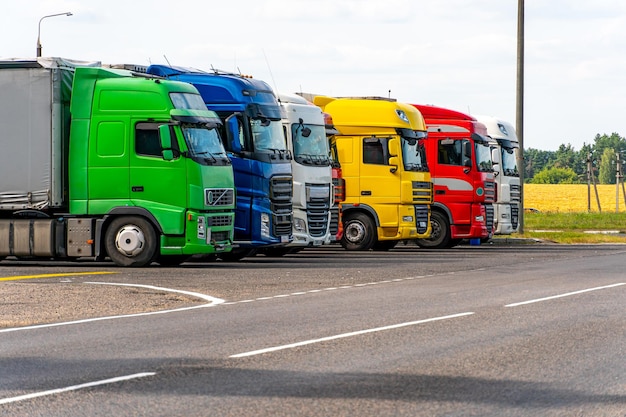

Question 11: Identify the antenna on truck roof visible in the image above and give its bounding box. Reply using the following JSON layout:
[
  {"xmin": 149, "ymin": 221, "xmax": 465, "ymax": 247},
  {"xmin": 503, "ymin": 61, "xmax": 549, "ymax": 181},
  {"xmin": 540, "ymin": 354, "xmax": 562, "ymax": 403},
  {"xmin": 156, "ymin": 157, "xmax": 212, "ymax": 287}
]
[{"xmin": 262, "ymin": 49, "xmax": 280, "ymax": 98}]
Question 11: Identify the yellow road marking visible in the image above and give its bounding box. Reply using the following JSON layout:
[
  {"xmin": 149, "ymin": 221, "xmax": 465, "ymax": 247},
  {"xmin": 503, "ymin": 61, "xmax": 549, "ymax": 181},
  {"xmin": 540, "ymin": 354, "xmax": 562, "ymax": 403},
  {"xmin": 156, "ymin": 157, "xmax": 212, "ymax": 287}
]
[{"xmin": 0, "ymin": 272, "xmax": 117, "ymax": 282}]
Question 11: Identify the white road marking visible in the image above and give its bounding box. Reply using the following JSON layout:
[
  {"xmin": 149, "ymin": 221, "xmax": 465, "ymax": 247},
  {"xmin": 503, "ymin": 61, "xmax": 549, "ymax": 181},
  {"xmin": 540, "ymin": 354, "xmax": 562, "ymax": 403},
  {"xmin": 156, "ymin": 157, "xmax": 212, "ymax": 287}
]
[
  {"xmin": 0, "ymin": 283, "xmax": 224, "ymax": 333},
  {"xmin": 505, "ymin": 282, "xmax": 625, "ymax": 307},
  {"xmin": 85, "ymin": 282, "xmax": 225, "ymax": 304},
  {"xmin": 230, "ymin": 312, "xmax": 475, "ymax": 358},
  {"xmin": 221, "ymin": 274, "xmax": 439, "ymax": 305},
  {"xmin": 0, "ymin": 372, "xmax": 155, "ymax": 405}
]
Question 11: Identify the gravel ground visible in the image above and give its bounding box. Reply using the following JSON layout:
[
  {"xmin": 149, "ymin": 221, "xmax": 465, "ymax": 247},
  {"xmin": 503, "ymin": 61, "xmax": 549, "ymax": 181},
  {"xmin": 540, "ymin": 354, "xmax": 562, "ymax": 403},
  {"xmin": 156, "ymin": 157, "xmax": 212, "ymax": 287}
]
[{"xmin": 0, "ymin": 281, "xmax": 201, "ymax": 329}]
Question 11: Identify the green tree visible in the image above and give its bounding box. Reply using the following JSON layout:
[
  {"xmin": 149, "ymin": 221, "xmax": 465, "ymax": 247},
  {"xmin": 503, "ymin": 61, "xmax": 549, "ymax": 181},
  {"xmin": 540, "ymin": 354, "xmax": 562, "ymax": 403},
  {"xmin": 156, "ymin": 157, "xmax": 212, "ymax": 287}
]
[
  {"xmin": 524, "ymin": 148, "xmax": 555, "ymax": 180},
  {"xmin": 552, "ymin": 143, "xmax": 576, "ymax": 168},
  {"xmin": 593, "ymin": 133, "xmax": 626, "ymax": 159},
  {"xmin": 598, "ymin": 147, "xmax": 616, "ymax": 184},
  {"xmin": 531, "ymin": 167, "xmax": 579, "ymax": 184}
]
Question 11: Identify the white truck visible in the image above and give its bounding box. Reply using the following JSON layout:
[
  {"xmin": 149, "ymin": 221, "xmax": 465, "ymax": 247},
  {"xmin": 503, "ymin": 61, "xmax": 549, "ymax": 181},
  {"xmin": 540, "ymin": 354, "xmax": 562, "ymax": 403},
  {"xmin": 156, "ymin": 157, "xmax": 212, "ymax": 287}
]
[
  {"xmin": 474, "ymin": 116, "xmax": 521, "ymax": 234},
  {"xmin": 259, "ymin": 93, "xmax": 334, "ymax": 255}
]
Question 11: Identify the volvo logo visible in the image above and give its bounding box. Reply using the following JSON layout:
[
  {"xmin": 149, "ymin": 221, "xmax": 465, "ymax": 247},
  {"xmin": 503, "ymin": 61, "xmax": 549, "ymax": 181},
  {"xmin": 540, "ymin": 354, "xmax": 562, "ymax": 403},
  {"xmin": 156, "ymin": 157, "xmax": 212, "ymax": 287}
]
[{"xmin": 206, "ymin": 190, "xmax": 215, "ymax": 204}]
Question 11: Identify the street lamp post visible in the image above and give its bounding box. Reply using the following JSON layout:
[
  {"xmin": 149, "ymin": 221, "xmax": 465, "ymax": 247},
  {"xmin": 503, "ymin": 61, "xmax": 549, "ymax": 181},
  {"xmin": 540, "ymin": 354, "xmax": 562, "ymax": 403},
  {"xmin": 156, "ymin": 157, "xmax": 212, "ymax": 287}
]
[{"xmin": 36, "ymin": 12, "xmax": 72, "ymax": 58}]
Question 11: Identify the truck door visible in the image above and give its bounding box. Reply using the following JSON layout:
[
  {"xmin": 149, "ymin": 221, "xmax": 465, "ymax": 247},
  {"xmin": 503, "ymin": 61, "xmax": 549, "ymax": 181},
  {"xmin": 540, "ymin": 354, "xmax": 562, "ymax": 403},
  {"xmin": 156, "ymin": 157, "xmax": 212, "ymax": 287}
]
[
  {"xmin": 129, "ymin": 122, "xmax": 187, "ymax": 234},
  {"xmin": 359, "ymin": 137, "xmax": 399, "ymax": 223},
  {"xmin": 87, "ymin": 120, "xmax": 131, "ymax": 211}
]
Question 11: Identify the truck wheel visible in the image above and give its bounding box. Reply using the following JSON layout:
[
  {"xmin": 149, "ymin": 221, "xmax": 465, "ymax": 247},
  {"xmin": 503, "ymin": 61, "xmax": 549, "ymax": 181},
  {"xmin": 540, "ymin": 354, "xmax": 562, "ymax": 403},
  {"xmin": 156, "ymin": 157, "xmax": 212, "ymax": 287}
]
[
  {"xmin": 415, "ymin": 211, "xmax": 451, "ymax": 249},
  {"xmin": 341, "ymin": 213, "xmax": 376, "ymax": 251},
  {"xmin": 105, "ymin": 216, "xmax": 157, "ymax": 267}
]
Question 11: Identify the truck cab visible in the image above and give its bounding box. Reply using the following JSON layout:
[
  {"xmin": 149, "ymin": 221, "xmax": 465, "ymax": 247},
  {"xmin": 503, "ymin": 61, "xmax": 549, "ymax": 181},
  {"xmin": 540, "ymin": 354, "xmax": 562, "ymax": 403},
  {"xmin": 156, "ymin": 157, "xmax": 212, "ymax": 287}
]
[
  {"xmin": 412, "ymin": 104, "xmax": 495, "ymax": 248},
  {"xmin": 265, "ymin": 93, "xmax": 333, "ymax": 255},
  {"xmin": 314, "ymin": 96, "xmax": 432, "ymax": 251},
  {"xmin": 474, "ymin": 115, "xmax": 520, "ymax": 234}
]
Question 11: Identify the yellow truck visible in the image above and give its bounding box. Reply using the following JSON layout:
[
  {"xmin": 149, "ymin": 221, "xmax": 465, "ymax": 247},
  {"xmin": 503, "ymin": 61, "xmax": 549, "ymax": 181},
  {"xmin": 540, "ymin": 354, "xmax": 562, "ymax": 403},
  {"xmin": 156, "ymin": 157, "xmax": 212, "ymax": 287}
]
[{"xmin": 313, "ymin": 96, "xmax": 433, "ymax": 250}]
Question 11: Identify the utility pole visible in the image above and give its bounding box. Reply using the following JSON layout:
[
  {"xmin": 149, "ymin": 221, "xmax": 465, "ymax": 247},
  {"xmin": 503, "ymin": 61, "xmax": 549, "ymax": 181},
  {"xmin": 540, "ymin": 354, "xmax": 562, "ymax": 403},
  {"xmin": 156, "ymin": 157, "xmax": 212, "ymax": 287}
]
[
  {"xmin": 617, "ymin": 152, "xmax": 624, "ymax": 213},
  {"xmin": 516, "ymin": 0, "xmax": 525, "ymax": 233}
]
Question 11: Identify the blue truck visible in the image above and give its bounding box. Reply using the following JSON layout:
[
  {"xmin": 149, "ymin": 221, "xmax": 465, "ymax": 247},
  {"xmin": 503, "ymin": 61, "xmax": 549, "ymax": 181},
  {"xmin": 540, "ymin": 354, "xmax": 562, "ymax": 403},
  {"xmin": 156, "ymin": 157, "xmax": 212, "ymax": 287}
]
[{"xmin": 146, "ymin": 65, "xmax": 293, "ymax": 260}]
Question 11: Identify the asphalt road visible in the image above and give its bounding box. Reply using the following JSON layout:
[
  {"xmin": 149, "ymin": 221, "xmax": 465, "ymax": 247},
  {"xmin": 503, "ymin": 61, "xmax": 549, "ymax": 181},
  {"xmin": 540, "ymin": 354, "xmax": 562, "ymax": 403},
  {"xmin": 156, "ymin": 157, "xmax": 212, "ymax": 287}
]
[{"xmin": 0, "ymin": 243, "xmax": 625, "ymax": 416}]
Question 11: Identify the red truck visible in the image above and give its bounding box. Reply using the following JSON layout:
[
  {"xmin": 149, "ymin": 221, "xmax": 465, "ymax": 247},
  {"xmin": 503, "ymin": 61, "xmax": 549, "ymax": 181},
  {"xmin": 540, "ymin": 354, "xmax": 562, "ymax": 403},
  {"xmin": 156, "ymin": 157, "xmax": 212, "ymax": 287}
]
[{"xmin": 412, "ymin": 104, "xmax": 495, "ymax": 248}]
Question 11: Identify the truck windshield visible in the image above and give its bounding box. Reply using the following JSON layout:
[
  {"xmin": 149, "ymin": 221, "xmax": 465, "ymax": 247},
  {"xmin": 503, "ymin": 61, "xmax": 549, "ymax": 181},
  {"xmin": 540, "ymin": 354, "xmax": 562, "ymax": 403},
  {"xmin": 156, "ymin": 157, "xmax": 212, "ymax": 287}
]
[
  {"xmin": 475, "ymin": 142, "xmax": 493, "ymax": 172},
  {"xmin": 251, "ymin": 118, "xmax": 286, "ymax": 151},
  {"xmin": 401, "ymin": 137, "xmax": 428, "ymax": 172},
  {"xmin": 501, "ymin": 147, "xmax": 519, "ymax": 176},
  {"xmin": 292, "ymin": 124, "xmax": 330, "ymax": 166},
  {"xmin": 182, "ymin": 124, "xmax": 229, "ymax": 165},
  {"xmin": 170, "ymin": 93, "xmax": 207, "ymax": 110}
]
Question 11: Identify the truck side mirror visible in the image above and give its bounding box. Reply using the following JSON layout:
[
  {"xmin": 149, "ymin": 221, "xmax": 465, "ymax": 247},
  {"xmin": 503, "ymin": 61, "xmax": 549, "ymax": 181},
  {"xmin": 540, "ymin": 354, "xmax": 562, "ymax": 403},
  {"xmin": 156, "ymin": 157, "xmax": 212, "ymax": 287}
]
[
  {"xmin": 491, "ymin": 147, "xmax": 501, "ymax": 166},
  {"xmin": 226, "ymin": 113, "xmax": 242, "ymax": 153},
  {"xmin": 387, "ymin": 138, "xmax": 400, "ymax": 173},
  {"xmin": 388, "ymin": 138, "xmax": 400, "ymax": 157},
  {"xmin": 389, "ymin": 156, "xmax": 399, "ymax": 173},
  {"xmin": 159, "ymin": 124, "xmax": 174, "ymax": 161}
]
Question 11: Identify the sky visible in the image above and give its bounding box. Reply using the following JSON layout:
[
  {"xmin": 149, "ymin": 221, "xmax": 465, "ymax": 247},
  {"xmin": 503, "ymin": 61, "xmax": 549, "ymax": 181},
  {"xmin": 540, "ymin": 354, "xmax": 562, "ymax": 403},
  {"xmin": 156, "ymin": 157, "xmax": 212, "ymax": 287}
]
[{"xmin": 2, "ymin": 0, "xmax": 625, "ymax": 151}]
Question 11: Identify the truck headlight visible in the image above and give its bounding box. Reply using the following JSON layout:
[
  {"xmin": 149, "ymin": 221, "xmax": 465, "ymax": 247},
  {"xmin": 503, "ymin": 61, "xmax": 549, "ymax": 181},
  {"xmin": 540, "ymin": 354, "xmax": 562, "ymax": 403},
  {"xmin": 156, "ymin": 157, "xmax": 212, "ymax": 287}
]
[
  {"xmin": 261, "ymin": 212, "xmax": 271, "ymax": 238},
  {"xmin": 197, "ymin": 216, "xmax": 206, "ymax": 239},
  {"xmin": 402, "ymin": 216, "xmax": 413, "ymax": 223},
  {"xmin": 294, "ymin": 218, "xmax": 306, "ymax": 232}
]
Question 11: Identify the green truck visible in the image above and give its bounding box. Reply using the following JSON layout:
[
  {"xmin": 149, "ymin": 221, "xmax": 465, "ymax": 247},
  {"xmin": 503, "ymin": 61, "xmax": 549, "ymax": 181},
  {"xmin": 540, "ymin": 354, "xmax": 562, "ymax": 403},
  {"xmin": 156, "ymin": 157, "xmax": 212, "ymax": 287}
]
[{"xmin": 0, "ymin": 58, "xmax": 235, "ymax": 267}]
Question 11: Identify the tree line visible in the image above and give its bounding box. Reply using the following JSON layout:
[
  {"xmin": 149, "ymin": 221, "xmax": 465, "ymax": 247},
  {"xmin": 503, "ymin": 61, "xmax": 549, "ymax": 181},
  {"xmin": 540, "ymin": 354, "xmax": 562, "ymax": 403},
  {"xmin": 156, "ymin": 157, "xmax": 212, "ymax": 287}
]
[{"xmin": 524, "ymin": 133, "xmax": 626, "ymax": 184}]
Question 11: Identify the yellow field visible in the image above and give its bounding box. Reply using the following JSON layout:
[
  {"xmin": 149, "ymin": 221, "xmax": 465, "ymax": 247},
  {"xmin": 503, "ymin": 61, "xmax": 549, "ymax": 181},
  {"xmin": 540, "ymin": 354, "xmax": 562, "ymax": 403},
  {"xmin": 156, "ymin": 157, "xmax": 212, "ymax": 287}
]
[{"xmin": 524, "ymin": 184, "xmax": 626, "ymax": 213}]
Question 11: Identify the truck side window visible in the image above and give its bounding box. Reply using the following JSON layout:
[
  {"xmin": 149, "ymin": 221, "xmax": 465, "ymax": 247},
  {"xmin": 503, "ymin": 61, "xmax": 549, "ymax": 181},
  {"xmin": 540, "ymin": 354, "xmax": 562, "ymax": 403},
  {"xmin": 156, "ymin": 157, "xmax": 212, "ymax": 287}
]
[
  {"xmin": 135, "ymin": 122, "xmax": 179, "ymax": 157},
  {"xmin": 363, "ymin": 139, "xmax": 386, "ymax": 165},
  {"xmin": 438, "ymin": 139, "xmax": 463, "ymax": 166}
]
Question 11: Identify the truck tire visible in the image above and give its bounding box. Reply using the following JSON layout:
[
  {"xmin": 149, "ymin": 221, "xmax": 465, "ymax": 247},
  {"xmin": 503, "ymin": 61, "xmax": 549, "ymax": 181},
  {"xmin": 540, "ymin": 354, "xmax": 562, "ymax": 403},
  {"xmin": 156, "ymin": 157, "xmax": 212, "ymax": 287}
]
[
  {"xmin": 415, "ymin": 211, "xmax": 451, "ymax": 249},
  {"xmin": 341, "ymin": 213, "xmax": 376, "ymax": 251},
  {"xmin": 105, "ymin": 216, "xmax": 158, "ymax": 267}
]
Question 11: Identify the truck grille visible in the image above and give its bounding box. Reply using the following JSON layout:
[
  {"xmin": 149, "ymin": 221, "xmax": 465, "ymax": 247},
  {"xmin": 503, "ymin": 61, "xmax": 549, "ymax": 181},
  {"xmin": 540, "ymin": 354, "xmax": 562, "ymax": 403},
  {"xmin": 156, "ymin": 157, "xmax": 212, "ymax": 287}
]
[
  {"xmin": 205, "ymin": 188, "xmax": 234, "ymax": 206},
  {"xmin": 306, "ymin": 184, "xmax": 330, "ymax": 238},
  {"xmin": 412, "ymin": 181, "xmax": 433, "ymax": 204},
  {"xmin": 510, "ymin": 184, "xmax": 521, "ymax": 202},
  {"xmin": 511, "ymin": 203, "xmax": 519, "ymax": 230},
  {"xmin": 415, "ymin": 204, "xmax": 429, "ymax": 234},
  {"xmin": 485, "ymin": 204, "xmax": 494, "ymax": 233},
  {"xmin": 270, "ymin": 175, "xmax": 293, "ymax": 237},
  {"xmin": 484, "ymin": 181, "xmax": 495, "ymax": 203},
  {"xmin": 211, "ymin": 231, "xmax": 230, "ymax": 242},
  {"xmin": 208, "ymin": 215, "xmax": 233, "ymax": 227}
]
